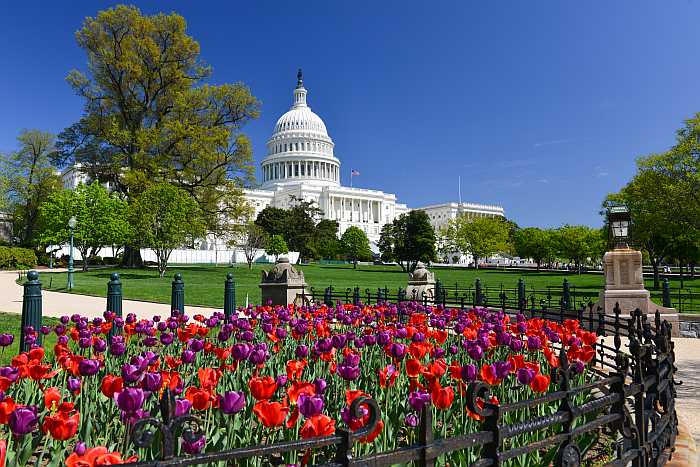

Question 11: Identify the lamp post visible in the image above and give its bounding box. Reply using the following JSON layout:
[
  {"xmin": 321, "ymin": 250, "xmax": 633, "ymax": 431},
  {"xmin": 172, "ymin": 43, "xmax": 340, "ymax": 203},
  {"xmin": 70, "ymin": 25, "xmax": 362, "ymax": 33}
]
[
  {"xmin": 67, "ymin": 216, "xmax": 77, "ymax": 290},
  {"xmin": 607, "ymin": 205, "xmax": 630, "ymax": 249}
]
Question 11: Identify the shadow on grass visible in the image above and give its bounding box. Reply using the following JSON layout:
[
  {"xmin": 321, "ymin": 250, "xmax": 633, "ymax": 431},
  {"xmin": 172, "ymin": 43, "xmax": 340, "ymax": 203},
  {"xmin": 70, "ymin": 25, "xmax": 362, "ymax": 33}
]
[{"xmin": 91, "ymin": 273, "xmax": 156, "ymax": 280}]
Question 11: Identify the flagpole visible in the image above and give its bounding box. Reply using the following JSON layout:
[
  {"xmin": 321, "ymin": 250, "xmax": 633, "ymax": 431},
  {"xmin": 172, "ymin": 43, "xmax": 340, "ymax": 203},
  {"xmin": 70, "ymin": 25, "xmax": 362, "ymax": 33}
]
[{"xmin": 350, "ymin": 170, "xmax": 353, "ymax": 188}]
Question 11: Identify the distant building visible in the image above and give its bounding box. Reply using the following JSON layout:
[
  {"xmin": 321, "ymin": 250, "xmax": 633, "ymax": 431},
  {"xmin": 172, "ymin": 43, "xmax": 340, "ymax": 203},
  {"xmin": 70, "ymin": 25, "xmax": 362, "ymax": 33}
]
[{"xmin": 417, "ymin": 202, "xmax": 505, "ymax": 232}]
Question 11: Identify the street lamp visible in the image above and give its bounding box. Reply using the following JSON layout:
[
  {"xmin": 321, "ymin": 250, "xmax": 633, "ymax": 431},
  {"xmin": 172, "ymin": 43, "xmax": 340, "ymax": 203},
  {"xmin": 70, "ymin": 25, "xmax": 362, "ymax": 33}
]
[
  {"xmin": 67, "ymin": 216, "xmax": 77, "ymax": 290},
  {"xmin": 607, "ymin": 205, "xmax": 630, "ymax": 249}
]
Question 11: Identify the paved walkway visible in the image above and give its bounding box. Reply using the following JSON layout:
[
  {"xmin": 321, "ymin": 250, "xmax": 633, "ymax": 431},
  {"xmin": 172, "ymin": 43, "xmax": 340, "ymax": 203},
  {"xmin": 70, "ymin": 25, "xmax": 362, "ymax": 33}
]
[{"xmin": 0, "ymin": 270, "xmax": 220, "ymax": 320}]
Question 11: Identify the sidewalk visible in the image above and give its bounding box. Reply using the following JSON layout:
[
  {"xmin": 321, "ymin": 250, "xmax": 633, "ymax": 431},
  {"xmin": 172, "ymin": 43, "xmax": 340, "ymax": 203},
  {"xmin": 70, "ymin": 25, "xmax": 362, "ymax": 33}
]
[{"xmin": 0, "ymin": 270, "xmax": 220, "ymax": 320}]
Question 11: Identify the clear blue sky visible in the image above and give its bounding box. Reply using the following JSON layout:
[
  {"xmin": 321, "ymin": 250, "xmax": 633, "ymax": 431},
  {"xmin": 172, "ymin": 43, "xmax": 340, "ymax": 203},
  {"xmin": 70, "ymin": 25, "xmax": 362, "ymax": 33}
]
[{"xmin": 2, "ymin": 1, "xmax": 699, "ymax": 228}]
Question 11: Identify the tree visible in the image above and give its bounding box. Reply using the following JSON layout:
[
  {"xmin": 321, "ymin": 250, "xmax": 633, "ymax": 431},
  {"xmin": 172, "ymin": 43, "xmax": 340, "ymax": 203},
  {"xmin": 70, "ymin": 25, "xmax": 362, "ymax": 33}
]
[
  {"xmin": 237, "ymin": 223, "xmax": 267, "ymax": 269},
  {"xmin": 312, "ymin": 219, "xmax": 340, "ymax": 260},
  {"xmin": 340, "ymin": 226, "xmax": 372, "ymax": 269},
  {"xmin": 130, "ymin": 183, "xmax": 205, "ymax": 277},
  {"xmin": 554, "ymin": 225, "xmax": 602, "ymax": 274},
  {"xmin": 56, "ymin": 6, "xmax": 260, "ymax": 261},
  {"xmin": 37, "ymin": 181, "xmax": 131, "ymax": 270},
  {"xmin": 378, "ymin": 210, "xmax": 436, "ymax": 272},
  {"xmin": 255, "ymin": 207, "xmax": 287, "ymax": 238},
  {"xmin": 1, "ymin": 130, "xmax": 63, "ymax": 246},
  {"xmin": 265, "ymin": 235, "xmax": 288, "ymax": 261},
  {"xmin": 513, "ymin": 227, "xmax": 555, "ymax": 270},
  {"xmin": 447, "ymin": 216, "xmax": 511, "ymax": 268},
  {"xmin": 284, "ymin": 197, "xmax": 323, "ymax": 263}
]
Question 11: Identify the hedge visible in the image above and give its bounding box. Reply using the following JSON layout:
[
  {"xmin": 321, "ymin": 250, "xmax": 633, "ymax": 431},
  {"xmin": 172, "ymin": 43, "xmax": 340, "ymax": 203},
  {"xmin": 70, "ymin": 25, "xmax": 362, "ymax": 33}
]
[{"xmin": 0, "ymin": 247, "xmax": 38, "ymax": 269}]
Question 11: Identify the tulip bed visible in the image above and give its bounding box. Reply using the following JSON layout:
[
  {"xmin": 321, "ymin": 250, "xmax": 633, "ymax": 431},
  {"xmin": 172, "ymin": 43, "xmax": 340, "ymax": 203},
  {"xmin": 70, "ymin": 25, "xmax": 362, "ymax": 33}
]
[{"xmin": 0, "ymin": 302, "xmax": 600, "ymax": 466}]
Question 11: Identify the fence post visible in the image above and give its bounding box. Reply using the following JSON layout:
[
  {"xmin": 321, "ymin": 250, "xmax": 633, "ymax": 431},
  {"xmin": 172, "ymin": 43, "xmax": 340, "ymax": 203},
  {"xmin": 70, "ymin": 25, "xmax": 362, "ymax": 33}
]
[
  {"xmin": 662, "ymin": 278, "xmax": 671, "ymax": 308},
  {"xmin": 475, "ymin": 278, "xmax": 483, "ymax": 307},
  {"xmin": 324, "ymin": 286, "xmax": 333, "ymax": 307},
  {"xmin": 20, "ymin": 270, "xmax": 42, "ymax": 352},
  {"xmin": 419, "ymin": 404, "xmax": 435, "ymax": 467},
  {"xmin": 107, "ymin": 273, "xmax": 122, "ymax": 341},
  {"xmin": 171, "ymin": 273, "xmax": 185, "ymax": 315},
  {"xmin": 562, "ymin": 278, "xmax": 571, "ymax": 311},
  {"xmin": 435, "ymin": 279, "xmax": 443, "ymax": 306},
  {"xmin": 353, "ymin": 286, "xmax": 360, "ymax": 306},
  {"xmin": 224, "ymin": 272, "xmax": 236, "ymax": 319},
  {"xmin": 517, "ymin": 278, "xmax": 525, "ymax": 312}
]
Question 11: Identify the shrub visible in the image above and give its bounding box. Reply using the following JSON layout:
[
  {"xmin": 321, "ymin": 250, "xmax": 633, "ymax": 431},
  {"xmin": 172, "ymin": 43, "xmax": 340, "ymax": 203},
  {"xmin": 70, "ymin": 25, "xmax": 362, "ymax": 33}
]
[{"xmin": 0, "ymin": 246, "xmax": 38, "ymax": 269}]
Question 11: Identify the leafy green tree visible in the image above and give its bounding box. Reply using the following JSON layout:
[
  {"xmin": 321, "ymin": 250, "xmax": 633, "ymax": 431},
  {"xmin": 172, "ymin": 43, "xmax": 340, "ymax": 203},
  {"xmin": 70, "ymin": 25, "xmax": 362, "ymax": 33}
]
[
  {"xmin": 237, "ymin": 222, "xmax": 267, "ymax": 269},
  {"xmin": 56, "ymin": 5, "xmax": 260, "ymax": 260},
  {"xmin": 130, "ymin": 183, "xmax": 205, "ymax": 277},
  {"xmin": 513, "ymin": 227, "xmax": 555, "ymax": 271},
  {"xmin": 255, "ymin": 207, "xmax": 288, "ymax": 238},
  {"xmin": 553, "ymin": 225, "xmax": 602, "ymax": 274},
  {"xmin": 1, "ymin": 130, "xmax": 63, "ymax": 246},
  {"xmin": 447, "ymin": 216, "xmax": 511, "ymax": 268},
  {"xmin": 37, "ymin": 181, "xmax": 131, "ymax": 270},
  {"xmin": 340, "ymin": 226, "xmax": 372, "ymax": 269},
  {"xmin": 284, "ymin": 197, "xmax": 323, "ymax": 263},
  {"xmin": 312, "ymin": 219, "xmax": 340, "ymax": 260},
  {"xmin": 265, "ymin": 235, "xmax": 288, "ymax": 261},
  {"xmin": 378, "ymin": 210, "xmax": 436, "ymax": 272}
]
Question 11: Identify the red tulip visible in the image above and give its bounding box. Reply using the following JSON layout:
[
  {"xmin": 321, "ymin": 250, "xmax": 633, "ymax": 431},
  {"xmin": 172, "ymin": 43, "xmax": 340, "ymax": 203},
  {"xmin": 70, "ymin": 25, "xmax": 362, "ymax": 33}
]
[
  {"xmin": 359, "ymin": 419, "xmax": 384, "ymax": 443},
  {"xmin": 253, "ymin": 400, "xmax": 289, "ymax": 428},
  {"xmin": 480, "ymin": 364, "xmax": 499, "ymax": 386},
  {"xmin": 197, "ymin": 368, "xmax": 220, "ymax": 391},
  {"xmin": 405, "ymin": 359, "xmax": 422, "ymax": 378},
  {"xmin": 530, "ymin": 374, "xmax": 550, "ymax": 393},
  {"xmin": 300, "ymin": 414, "xmax": 335, "ymax": 438},
  {"xmin": 0, "ymin": 397, "xmax": 16, "ymax": 424},
  {"xmin": 44, "ymin": 387, "xmax": 61, "ymax": 410},
  {"xmin": 42, "ymin": 411, "xmax": 80, "ymax": 441},
  {"xmin": 100, "ymin": 375, "xmax": 123, "ymax": 399},
  {"xmin": 431, "ymin": 386, "xmax": 454, "ymax": 410},
  {"xmin": 249, "ymin": 376, "xmax": 277, "ymax": 401},
  {"xmin": 65, "ymin": 447, "xmax": 138, "ymax": 467},
  {"xmin": 286, "ymin": 359, "xmax": 306, "ymax": 381},
  {"xmin": 185, "ymin": 387, "xmax": 213, "ymax": 411},
  {"xmin": 286, "ymin": 381, "xmax": 315, "ymax": 404}
]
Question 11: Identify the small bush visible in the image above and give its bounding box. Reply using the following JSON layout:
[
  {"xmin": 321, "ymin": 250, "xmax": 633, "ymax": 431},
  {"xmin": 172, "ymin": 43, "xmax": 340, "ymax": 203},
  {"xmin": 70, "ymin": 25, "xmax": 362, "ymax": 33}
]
[{"xmin": 0, "ymin": 246, "xmax": 38, "ymax": 269}]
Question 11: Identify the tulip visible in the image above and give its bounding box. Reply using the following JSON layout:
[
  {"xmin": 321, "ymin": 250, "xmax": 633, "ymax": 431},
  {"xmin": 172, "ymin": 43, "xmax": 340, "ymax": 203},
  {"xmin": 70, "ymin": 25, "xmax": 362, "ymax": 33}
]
[
  {"xmin": 182, "ymin": 435, "xmax": 206, "ymax": 454},
  {"xmin": 67, "ymin": 377, "xmax": 81, "ymax": 393},
  {"xmin": 9, "ymin": 406, "xmax": 38, "ymax": 436},
  {"xmin": 337, "ymin": 363, "xmax": 360, "ymax": 381},
  {"xmin": 404, "ymin": 413, "xmax": 419, "ymax": 427},
  {"xmin": 460, "ymin": 364, "xmax": 477, "ymax": 382},
  {"xmin": 298, "ymin": 393, "xmax": 324, "ymax": 418},
  {"xmin": 530, "ymin": 374, "xmax": 550, "ymax": 393},
  {"xmin": 527, "ymin": 335, "xmax": 542, "ymax": 351},
  {"xmin": 175, "ymin": 398, "xmax": 192, "ymax": 416},
  {"xmin": 142, "ymin": 372, "xmax": 162, "ymax": 392},
  {"xmin": 313, "ymin": 378, "xmax": 328, "ymax": 395},
  {"xmin": 300, "ymin": 414, "xmax": 335, "ymax": 438},
  {"xmin": 249, "ymin": 376, "xmax": 277, "ymax": 401},
  {"xmin": 116, "ymin": 388, "xmax": 146, "ymax": 413},
  {"xmin": 253, "ymin": 400, "xmax": 289, "ymax": 428},
  {"xmin": 409, "ymin": 390, "xmax": 431, "ymax": 412},
  {"xmin": 219, "ymin": 391, "xmax": 246, "ymax": 415},
  {"xmin": 0, "ymin": 334, "xmax": 13, "ymax": 347},
  {"xmin": 516, "ymin": 367, "xmax": 536, "ymax": 385},
  {"xmin": 78, "ymin": 359, "xmax": 100, "ymax": 377},
  {"xmin": 74, "ymin": 441, "xmax": 87, "ymax": 456}
]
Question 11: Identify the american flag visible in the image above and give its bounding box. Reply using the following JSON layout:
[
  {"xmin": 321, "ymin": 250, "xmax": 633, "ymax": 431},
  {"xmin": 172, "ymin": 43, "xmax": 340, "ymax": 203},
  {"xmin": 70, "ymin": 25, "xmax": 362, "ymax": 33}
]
[{"xmin": 351, "ymin": 169, "xmax": 360, "ymax": 176}]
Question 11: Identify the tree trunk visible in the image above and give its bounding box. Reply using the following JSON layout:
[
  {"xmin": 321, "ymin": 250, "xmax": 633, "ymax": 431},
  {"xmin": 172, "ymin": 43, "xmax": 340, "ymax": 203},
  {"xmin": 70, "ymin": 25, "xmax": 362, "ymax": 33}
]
[
  {"xmin": 536, "ymin": 260, "xmax": 541, "ymax": 272},
  {"xmin": 680, "ymin": 264, "xmax": 684, "ymax": 288},
  {"xmin": 353, "ymin": 260, "xmax": 357, "ymax": 269},
  {"xmin": 122, "ymin": 245, "xmax": 143, "ymax": 268},
  {"xmin": 651, "ymin": 259, "xmax": 660, "ymax": 290}
]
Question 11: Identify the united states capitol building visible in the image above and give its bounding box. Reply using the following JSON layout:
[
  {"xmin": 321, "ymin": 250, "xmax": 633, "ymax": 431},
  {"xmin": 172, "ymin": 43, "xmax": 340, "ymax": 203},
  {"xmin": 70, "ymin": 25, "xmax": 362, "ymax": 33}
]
[
  {"xmin": 61, "ymin": 71, "xmax": 504, "ymax": 254},
  {"xmin": 242, "ymin": 71, "xmax": 504, "ymax": 246}
]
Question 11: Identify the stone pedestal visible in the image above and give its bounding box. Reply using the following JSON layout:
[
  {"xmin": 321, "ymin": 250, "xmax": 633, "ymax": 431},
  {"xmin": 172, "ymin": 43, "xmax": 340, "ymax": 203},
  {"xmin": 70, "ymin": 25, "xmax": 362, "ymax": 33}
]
[
  {"xmin": 259, "ymin": 257, "xmax": 308, "ymax": 306},
  {"xmin": 598, "ymin": 248, "xmax": 679, "ymax": 336},
  {"xmin": 406, "ymin": 262, "xmax": 435, "ymax": 302}
]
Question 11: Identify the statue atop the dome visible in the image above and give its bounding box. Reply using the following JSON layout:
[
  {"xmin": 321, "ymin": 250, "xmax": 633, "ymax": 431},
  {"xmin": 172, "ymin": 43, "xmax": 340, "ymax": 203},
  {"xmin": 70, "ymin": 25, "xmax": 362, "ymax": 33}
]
[{"xmin": 296, "ymin": 68, "xmax": 303, "ymax": 88}]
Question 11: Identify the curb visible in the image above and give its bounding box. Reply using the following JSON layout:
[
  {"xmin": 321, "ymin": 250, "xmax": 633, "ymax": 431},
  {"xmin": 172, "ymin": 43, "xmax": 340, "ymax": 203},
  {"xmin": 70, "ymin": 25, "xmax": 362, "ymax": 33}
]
[{"xmin": 668, "ymin": 415, "xmax": 699, "ymax": 466}]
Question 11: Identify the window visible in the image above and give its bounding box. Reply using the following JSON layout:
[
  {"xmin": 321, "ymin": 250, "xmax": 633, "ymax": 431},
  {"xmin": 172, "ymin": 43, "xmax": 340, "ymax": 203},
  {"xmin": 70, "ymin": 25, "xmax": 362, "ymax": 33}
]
[{"xmin": 294, "ymin": 163, "xmax": 299, "ymax": 177}]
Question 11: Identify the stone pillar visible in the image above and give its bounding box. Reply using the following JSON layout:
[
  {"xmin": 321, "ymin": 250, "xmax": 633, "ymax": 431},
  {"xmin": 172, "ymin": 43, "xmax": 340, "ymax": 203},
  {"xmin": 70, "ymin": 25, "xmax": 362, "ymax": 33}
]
[
  {"xmin": 259, "ymin": 257, "xmax": 308, "ymax": 306},
  {"xmin": 598, "ymin": 247, "xmax": 678, "ymax": 335},
  {"xmin": 406, "ymin": 262, "xmax": 436, "ymax": 302}
]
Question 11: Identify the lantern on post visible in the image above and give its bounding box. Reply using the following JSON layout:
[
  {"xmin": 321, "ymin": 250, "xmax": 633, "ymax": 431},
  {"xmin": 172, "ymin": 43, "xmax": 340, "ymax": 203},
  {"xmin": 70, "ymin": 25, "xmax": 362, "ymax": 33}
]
[{"xmin": 607, "ymin": 205, "xmax": 630, "ymax": 249}]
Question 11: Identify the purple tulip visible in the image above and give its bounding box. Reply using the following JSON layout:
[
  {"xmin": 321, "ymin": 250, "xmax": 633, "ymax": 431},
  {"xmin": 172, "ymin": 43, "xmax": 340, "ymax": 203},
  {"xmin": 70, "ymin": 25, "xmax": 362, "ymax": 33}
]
[
  {"xmin": 78, "ymin": 359, "xmax": 101, "ymax": 377},
  {"xmin": 110, "ymin": 341, "xmax": 126, "ymax": 356},
  {"xmin": 313, "ymin": 378, "xmax": 328, "ymax": 395},
  {"xmin": 343, "ymin": 353, "xmax": 360, "ymax": 367},
  {"xmin": 93, "ymin": 338, "xmax": 107, "ymax": 353},
  {"xmin": 494, "ymin": 361, "xmax": 512, "ymax": 380},
  {"xmin": 516, "ymin": 367, "xmax": 536, "ymax": 385},
  {"xmin": 116, "ymin": 388, "xmax": 146, "ymax": 413},
  {"xmin": 404, "ymin": 413, "xmax": 419, "ymax": 427},
  {"xmin": 467, "ymin": 344, "xmax": 484, "ymax": 361},
  {"xmin": 9, "ymin": 406, "xmax": 38, "ymax": 436},
  {"xmin": 175, "ymin": 398, "xmax": 192, "ymax": 416},
  {"xmin": 572, "ymin": 360, "xmax": 585, "ymax": 375},
  {"xmin": 219, "ymin": 391, "xmax": 246, "ymax": 415},
  {"xmin": 142, "ymin": 372, "xmax": 162, "ymax": 392},
  {"xmin": 182, "ymin": 435, "xmax": 206, "ymax": 454},
  {"xmin": 389, "ymin": 343, "xmax": 407, "ymax": 360},
  {"xmin": 460, "ymin": 364, "xmax": 477, "ymax": 382},
  {"xmin": 295, "ymin": 345, "xmax": 309, "ymax": 359},
  {"xmin": 121, "ymin": 364, "xmax": 143, "ymax": 384},
  {"xmin": 160, "ymin": 332, "xmax": 174, "ymax": 345},
  {"xmin": 510, "ymin": 338, "xmax": 524, "ymax": 352},
  {"xmin": 74, "ymin": 441, "xmax": 87, "ymax": 456},
  {"xmin": 298, "ymin": 393, "xmax": 324, "ymax": 418},
  {"xmin": 0, "ymin": 334, "xmax": 14, "ymax": 347},
  {"xmin": 232, "ymin": 343, "xmax": 252, "ymax": 361},
  {"xmin": 181, "ymin": 350, "xmax": 195, "ymax": 364},
  {"xmin": 408, "ymin": 390, "xmax": 431, "ymax": 412},
  {"xmin": 68, "ymin": 377, "xmax": 81, "ymax": 392},
  {"xmin": 527, "ymin": 335, "xmax": 542, "ymax": 351},
  {"xmin": 275, "ymin": 375, "xmax": 288, "ymax": 387},
  {"xmin": 337, "ymin": 363, "xmax": 360, "ymax": 381},
  {"xmin": 0, "ymin": 367, "xmax": 19, "ymax": 383}
]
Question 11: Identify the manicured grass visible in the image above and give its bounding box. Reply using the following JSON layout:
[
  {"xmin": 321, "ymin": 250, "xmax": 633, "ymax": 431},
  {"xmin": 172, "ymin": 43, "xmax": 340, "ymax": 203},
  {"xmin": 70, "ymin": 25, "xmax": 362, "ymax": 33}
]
[
  {"xmin": 23, "ymin": 263, "xmax": 699, "ymax": 309},
  {"xmin": 0, "ymin": 313, "xmax": 60, "ymax": 366}
]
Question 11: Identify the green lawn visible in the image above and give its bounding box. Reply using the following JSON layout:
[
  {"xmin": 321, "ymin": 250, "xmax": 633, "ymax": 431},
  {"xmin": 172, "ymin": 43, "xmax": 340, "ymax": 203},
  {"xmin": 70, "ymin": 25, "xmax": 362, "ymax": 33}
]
[
  {"xmin": 22, "ymin": 263, "xmax": 700, "ymax": 309},
  {"xmin": 0, "ymin": 313, "xmax": 60, "ymax": 365}
]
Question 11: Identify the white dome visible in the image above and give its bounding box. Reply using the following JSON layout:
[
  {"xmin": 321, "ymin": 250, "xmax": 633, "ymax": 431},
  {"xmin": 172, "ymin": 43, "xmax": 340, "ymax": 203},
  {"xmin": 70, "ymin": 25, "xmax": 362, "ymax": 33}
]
[{"xmin": 260, "ymin": 70, "xmax": 341, "ymax": 189}]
